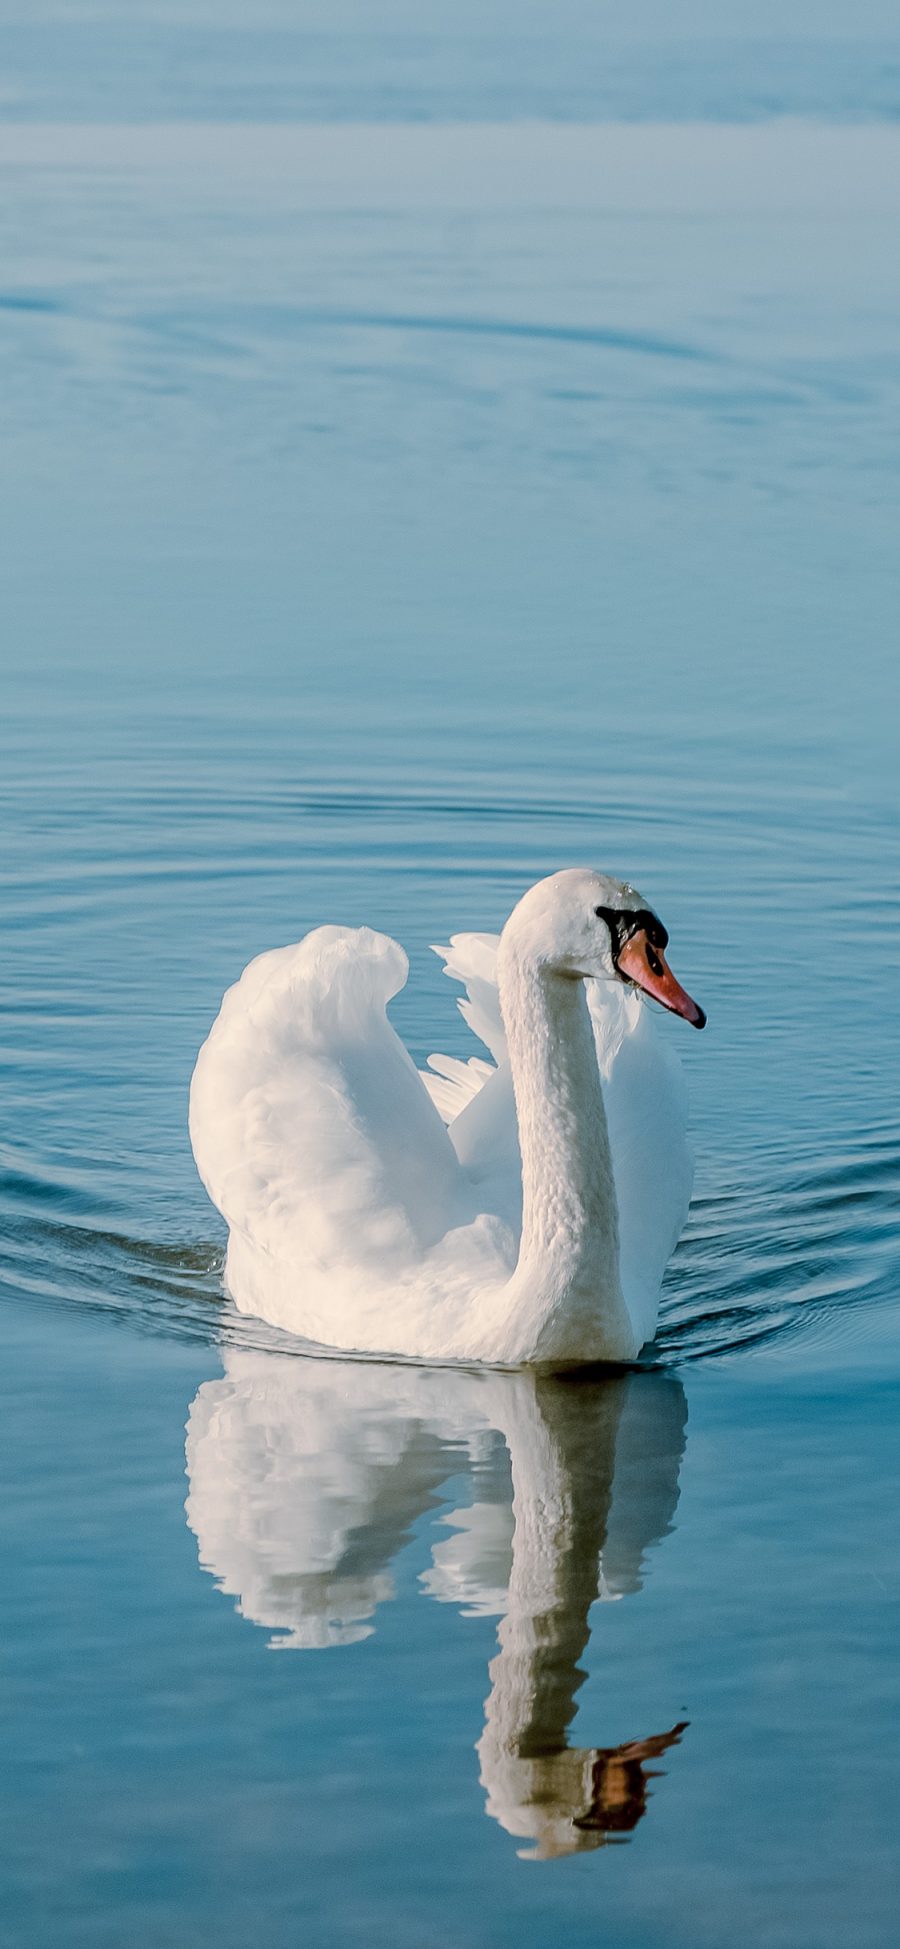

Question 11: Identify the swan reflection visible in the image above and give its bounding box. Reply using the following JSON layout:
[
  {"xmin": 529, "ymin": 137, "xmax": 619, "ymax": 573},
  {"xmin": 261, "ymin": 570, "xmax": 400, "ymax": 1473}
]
[{"xmin": 185, "ymin": 1354, "xmax": 687, "ymax": 1857}]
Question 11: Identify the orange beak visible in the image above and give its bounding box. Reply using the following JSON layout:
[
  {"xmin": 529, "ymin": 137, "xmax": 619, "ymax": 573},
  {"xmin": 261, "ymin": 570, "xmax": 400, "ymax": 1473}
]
[{"xmin": 616, "ymin": 930, "xmax": 706, "ymax": 1030}]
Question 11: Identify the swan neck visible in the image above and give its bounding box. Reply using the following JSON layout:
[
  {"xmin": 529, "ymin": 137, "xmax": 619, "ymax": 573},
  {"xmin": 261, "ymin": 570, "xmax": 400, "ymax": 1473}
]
[{"xmin": 497, "ymin": 941, "xmax": 632, "ymax": 1361}]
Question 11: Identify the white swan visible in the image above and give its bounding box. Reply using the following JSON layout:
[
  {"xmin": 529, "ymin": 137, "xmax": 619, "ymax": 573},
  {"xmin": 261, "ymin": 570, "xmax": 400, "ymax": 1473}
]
[{"xmin": 189, "ymin": 869, "xmax": 705, "ymax": 1365}]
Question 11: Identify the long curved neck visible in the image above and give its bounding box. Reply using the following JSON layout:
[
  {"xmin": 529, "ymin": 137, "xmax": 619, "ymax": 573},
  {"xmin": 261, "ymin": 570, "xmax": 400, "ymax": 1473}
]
[{"xmin": 496, "ymin": 941, "xmax": 636, "ymax": 1364}]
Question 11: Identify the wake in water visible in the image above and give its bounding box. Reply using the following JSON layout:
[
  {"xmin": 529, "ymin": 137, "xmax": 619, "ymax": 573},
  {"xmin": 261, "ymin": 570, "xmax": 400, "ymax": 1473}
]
[{"xmin": 2, "ymin": 1129, "xmax": 899, "ymax": 1366}]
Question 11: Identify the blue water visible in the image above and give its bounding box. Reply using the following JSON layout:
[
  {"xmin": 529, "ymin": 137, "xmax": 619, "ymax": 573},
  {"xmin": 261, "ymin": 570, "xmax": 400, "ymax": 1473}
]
[
  {"xmin": 2, "ymin": 13, "xmax": 900, "ymax": 1946},
  {"xmin": 5, "ymin": 1, "xmax": 900, "ymax": 122}
]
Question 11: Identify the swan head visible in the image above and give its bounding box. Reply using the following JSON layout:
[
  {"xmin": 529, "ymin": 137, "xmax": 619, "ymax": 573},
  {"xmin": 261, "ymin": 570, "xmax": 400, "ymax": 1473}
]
[{"xmin": 501, "ymin": 869, "xmax": 706, "ymax": 1028}]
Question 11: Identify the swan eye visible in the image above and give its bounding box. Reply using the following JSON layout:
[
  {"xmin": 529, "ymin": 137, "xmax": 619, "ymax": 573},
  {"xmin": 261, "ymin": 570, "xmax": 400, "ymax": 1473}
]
[
  {"xmin": 594, "ymin": 904, "xmax": 670, "ymax": 971},
  {"xmin": 594, "ymin": 904, "xmax": 634, "ymax": 960}
]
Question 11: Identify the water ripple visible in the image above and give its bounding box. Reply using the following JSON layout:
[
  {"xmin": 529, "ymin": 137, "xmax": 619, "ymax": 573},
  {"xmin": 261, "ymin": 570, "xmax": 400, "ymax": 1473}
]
[
  {"xmin": 2, "ymin": 1135, "xmax": 897, "ymax": 1370},
  {"xmin": 137, "ymin": 303, "xmax": 721, "ymax": 370}
]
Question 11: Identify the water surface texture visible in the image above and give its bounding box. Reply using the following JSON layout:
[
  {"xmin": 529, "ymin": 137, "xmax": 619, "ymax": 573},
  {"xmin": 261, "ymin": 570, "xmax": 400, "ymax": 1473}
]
[{"xmin": 2, "ymin": 12, "xmax": 900, "ymax": 1948}]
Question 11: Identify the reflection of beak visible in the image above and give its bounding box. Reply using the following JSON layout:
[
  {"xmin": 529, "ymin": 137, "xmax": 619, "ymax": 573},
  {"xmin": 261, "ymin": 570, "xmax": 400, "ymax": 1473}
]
[{"xmin": 616, "ymin": 931, "xmax": 706, "ymax": 1030}]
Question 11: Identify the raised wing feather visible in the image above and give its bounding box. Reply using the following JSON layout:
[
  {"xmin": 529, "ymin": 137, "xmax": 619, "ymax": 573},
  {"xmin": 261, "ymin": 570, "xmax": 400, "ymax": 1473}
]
[
  {"xmin": 431, "ymin": 934, "xmax": 507, "ymax": 1060},
  {"xmin": 421, "ymin": 1050, "xmax": 495, "ymax": 1123}
]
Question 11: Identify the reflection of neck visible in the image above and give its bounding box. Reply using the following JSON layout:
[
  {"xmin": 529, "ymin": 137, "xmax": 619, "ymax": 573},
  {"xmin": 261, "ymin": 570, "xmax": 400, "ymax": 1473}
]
[
  {"xmin": 484, "ymin": 1378, "xmax": 621, "ymax": 1760},
  {"xmin": 477, "ymin": 1380, "xmax": 622, "ymax": 1860},
  {"xmin": 497, "ymin": 944, "xmax": 636, "ymax": 1364},
  {"xmin": 477, "ymin": 1374, "xmax": 685, "ymax": 1859}
]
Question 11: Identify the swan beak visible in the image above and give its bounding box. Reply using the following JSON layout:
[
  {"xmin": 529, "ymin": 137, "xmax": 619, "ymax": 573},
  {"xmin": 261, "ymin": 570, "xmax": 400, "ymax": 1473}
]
[{"xmin": 616, "ymin": 932, "xmax": 706, "ymax": 1029}]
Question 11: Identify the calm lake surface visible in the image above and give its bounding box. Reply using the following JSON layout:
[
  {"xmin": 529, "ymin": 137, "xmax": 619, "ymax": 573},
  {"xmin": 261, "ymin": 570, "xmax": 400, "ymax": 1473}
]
[{"xmin": 2, "ymin": 10, "xmax": 900, "ymax": 1945}]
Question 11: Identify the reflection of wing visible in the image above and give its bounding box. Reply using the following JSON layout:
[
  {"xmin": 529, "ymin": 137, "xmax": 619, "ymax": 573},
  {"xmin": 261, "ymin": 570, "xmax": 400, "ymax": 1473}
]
[
  {"xmin": 421, "ymin": 1497, "xmax": 514, "ymax": 1618},
  {"xmin": 424, "ymin": 937, "xmax": 694, "ymax": 1347},
  {"xmin": 600, "ymin": 1370, "xmax": 688, "ymax": 1596},
  {"xmin": 186, "ymin": 1353, "xmax": 462, "ymax": 1647}
]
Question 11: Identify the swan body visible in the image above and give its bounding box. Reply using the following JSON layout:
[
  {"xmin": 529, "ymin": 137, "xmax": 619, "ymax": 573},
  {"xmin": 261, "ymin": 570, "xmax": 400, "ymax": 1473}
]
[{"xmin": 189, "ymin": 869, "xmax": 704, "ymax": 1366}]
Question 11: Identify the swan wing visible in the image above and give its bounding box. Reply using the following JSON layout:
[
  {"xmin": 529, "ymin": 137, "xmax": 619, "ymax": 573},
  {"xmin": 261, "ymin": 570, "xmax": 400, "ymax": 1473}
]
[
  {"xmin": 190, "ymin": 927, "xmax": 496, "ymax": 1332},
  {"xmin": 421, "ymin": 1050, "xmax": 495, "ymax": 1123},
  {"xmin": 415, "ymin": 934, "xmax": 520, "ymax": 1235},
  {"xmin": 429, "ymin": 933, "xmax": 507, "ymax": 1069}
]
